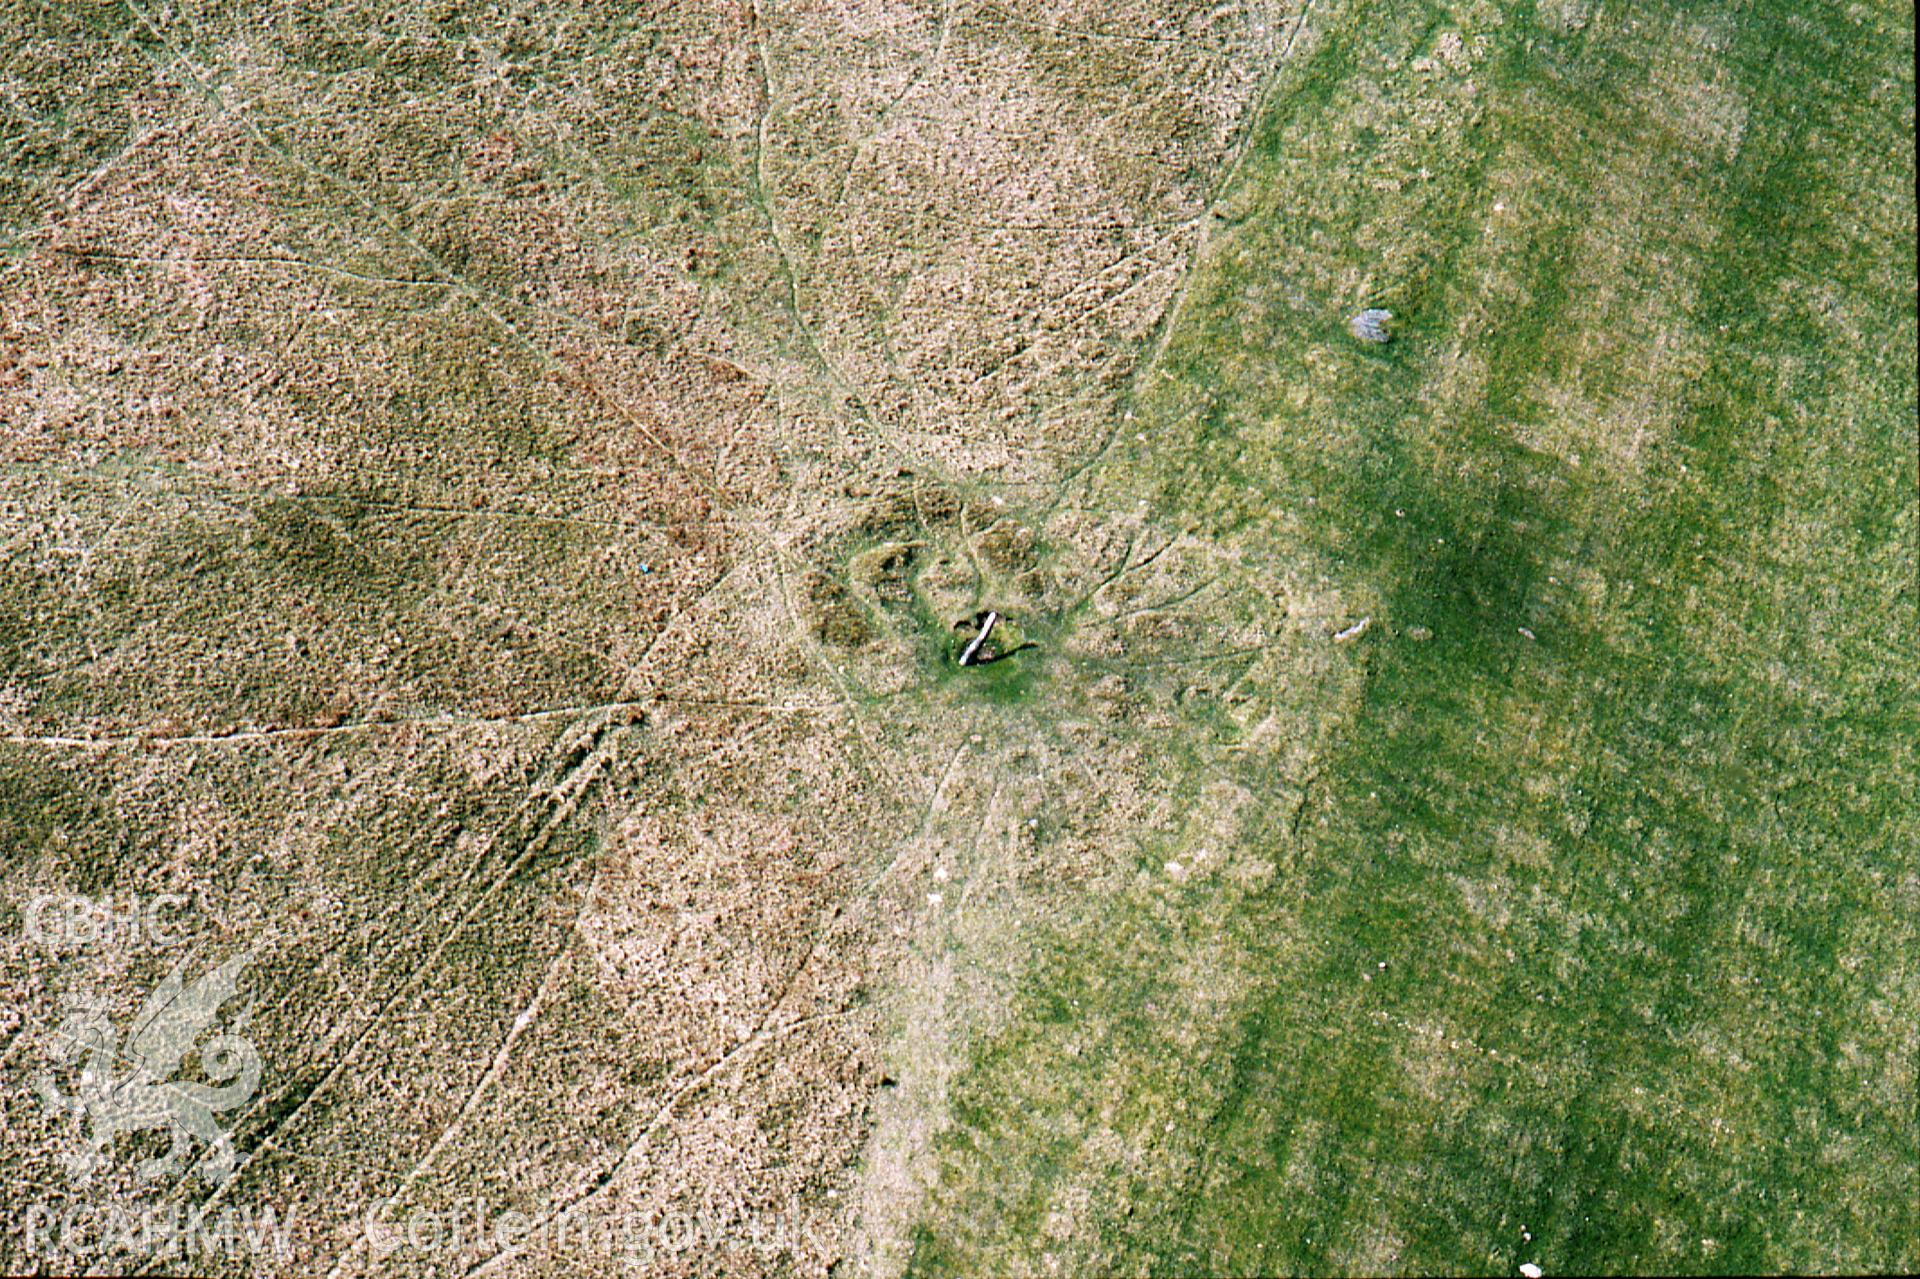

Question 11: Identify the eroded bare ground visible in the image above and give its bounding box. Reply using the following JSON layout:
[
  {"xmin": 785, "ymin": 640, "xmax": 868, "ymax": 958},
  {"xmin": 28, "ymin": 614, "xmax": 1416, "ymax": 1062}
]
[{"xmin": 2, "ymin": 2, "xmax": 1301, "ymax": 1273}]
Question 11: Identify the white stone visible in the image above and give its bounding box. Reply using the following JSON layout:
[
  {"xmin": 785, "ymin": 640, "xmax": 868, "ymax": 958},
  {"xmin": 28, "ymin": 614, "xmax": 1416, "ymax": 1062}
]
[{"xmin": 1349, "ymin": 308, "xmax": 1394, "ymax": 343}]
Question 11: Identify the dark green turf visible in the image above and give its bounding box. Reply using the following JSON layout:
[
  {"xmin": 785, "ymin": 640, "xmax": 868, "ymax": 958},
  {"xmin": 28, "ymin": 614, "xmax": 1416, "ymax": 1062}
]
[{"xmin": 906, "ymin": 1, "xmax": 1917, "ymax": 1273}]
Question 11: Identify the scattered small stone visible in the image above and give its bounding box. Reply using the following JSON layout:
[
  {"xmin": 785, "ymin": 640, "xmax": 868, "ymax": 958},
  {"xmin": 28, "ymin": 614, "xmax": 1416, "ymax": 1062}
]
[
  {"xmin": 1521, "ymin": 1264, "xmax": 1543, "ymax": 1279},
  {"xmin": 1517, "ymin": 626, "xmax": 1537, "ymax": 641},
  {"xmin": 1350, "ymin": 308, "xmax": 1394, "ymax": 343},
  {"xmin": 1334, "ymin": 616, "xmax": 1372, "ymax": 644},
  {"xmin": 1407, "ymin": 625, "xmax": 1433, "ymax": 641}
]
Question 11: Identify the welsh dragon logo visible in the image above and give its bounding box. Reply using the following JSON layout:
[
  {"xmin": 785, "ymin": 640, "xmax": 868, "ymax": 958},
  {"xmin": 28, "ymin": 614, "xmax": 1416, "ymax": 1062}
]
[{"xmin": 34, "ymin": 948, "xmax": 262, "ymax": 1186}]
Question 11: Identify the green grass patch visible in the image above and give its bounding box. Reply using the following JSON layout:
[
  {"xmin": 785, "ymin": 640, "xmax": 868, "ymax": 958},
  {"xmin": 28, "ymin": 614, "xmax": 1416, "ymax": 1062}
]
[{"xmin": 905, "ymin": 1, "xmax": 1917, "ymax": 1273}]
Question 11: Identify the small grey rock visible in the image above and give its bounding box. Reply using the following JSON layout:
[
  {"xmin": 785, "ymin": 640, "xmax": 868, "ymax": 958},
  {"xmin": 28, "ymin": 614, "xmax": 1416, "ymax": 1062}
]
[{"xmin": 1349, "ymin": 308, "xmax": 1393, "ymax": 343}]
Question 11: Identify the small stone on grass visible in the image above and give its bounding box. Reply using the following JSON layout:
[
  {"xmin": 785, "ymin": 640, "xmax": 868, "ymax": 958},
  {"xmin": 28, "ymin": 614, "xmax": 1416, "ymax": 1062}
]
[{"xmin": 1350, "ymin": 308, "xmax": 1394, "ymax": 343}]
